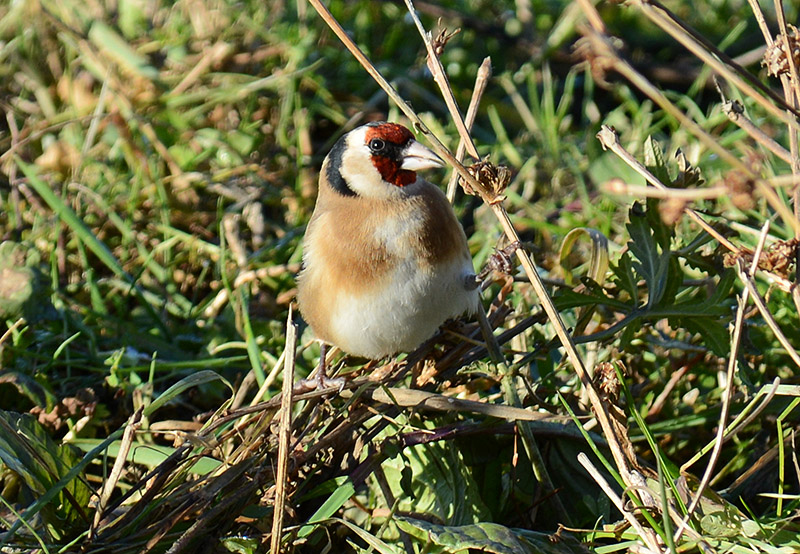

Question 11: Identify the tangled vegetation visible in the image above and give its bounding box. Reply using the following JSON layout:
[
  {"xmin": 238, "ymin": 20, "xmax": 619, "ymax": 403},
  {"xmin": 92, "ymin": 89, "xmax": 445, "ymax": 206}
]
[{"xmin": 1, "ymin": 0, "xmax": 799, "ymax": 552}]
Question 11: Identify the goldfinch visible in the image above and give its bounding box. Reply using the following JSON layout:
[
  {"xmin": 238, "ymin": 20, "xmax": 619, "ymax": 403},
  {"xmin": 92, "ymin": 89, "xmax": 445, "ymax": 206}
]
[{"xmin": 296, "ymin": 122, "xmax": 479, "ymax": 384}]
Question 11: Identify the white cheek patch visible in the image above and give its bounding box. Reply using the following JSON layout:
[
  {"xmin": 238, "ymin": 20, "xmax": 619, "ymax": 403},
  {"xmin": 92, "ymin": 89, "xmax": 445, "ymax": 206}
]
[
  {"xmin": 337, "ymin": 129, "xmax": 401, "ymax": 200},
  {"xmin": 340, "ymin": 149, "xmax": 380, "ymax": 194}
]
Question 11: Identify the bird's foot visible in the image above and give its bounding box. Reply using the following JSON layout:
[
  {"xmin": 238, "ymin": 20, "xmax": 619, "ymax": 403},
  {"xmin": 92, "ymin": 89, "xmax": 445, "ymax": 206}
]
[
  {"xmin": 292, "ymin": 342, "xmax": 347, "ymax": 394},
  {"xmin": 293, "ymin": 374, "xmax": 347, "ymax": 394}
]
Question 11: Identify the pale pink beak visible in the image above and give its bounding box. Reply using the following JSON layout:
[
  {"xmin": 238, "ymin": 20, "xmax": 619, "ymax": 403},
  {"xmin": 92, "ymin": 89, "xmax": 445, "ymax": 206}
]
[{"xmin": 400, "ymin": 140, "xmax": 444, "ymax": 171}]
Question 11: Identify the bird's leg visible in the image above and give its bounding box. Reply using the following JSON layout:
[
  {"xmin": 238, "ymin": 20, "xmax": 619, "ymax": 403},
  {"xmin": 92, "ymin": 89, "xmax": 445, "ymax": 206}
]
[
  {"xmin": 294, "ymin": 342, "xmax": 346, "ymax": 393},
  {"xmin": 315, "ymin": 343, "xmax": 347, "ymax": 390},
  {"xmin": 315, "ymin": 342, "xmax": 328, "ymax": 386}
]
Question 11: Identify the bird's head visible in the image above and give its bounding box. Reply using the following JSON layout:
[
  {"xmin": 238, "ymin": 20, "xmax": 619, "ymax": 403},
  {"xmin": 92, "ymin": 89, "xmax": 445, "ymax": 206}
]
[{"xmin": 324, "ymin": 122, "xmax": 444, "ymax": 199}]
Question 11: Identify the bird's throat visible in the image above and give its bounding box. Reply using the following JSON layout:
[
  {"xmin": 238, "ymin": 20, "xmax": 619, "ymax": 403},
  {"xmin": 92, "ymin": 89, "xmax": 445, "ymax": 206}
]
[{"xmin": 372, "ymin": 157, "xmax": 416, "ymax": 187}]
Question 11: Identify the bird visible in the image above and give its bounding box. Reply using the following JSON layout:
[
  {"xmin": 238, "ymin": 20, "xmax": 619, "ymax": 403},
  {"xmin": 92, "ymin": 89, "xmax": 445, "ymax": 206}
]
[{"xmin": 296, "ymin": 121, "xmax": 480, "ymax": 388}]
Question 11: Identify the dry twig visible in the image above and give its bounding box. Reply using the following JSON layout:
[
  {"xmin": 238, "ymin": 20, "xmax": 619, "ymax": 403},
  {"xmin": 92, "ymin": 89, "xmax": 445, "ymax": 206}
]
[{"xmin": 271, "ymin": 308, "xmax": 297, "ymax": 553}]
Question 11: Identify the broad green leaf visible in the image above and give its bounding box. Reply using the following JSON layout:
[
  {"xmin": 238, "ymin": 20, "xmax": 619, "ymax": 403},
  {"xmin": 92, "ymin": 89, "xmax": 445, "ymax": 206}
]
[
  {"xmin": 680, "ymin": 317, "xmax": 730, "ymax": 356},
  {"xmin": 627, "ymin": 204, "xmax": 671, "ymax": 308},
  {"xmin": 701, "ymin": 509, "xmax": 746, "ymax": 538},
  {"xmin": 396, "ymin": 517, "xmax": 589, "ymax": 554},
  {"xmin": 68, "ymin": 439, "xmax": 221, "ymax": 473},
  {"xmin": 381, "ymin": 433, "xmax": 490, "ymax": 525},
  {"xmin": 612, "ymin": 252, "xmax": 638, "ymax": 301}
]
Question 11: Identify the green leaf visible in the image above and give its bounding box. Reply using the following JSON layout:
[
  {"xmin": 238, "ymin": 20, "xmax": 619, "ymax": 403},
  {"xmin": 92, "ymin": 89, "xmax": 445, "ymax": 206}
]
[
  {"xmin": 618, "ymin": 318, "xmax": 639, "ymax": 350},
  {"xmin": 69, "ymin": 439, "xmax": 221, "ymax": 473},
  {"xmin": 701, "ymin": 508, "xmax": 746, "ymax": 538},
  {"xmin": 144, "ymin": 369, "xmax": 231, "ymax": 417},
  {"xmin": 643, "ymin": 136, "xmax": 672, "ymax": 186},
  {"xmin": 333, "ymin": 518, "xmax": 399, "ymax": 554},
  {"xmin": 552, "ymin": 288, "xmax": 630, "ymax": 311},
  {"xmin": 381, "ymin": 432, "xmax": 490, "ymax": 525},
  {"xmin": 660, "ymin": 255, "xmax": 682, "ymax": 307},
  {"xmin": 681, "ymin": 317, "xmax": 730, "ymax": 356},
  {"xmin": 0, "ymin": 412, "xmax": 92, "ymax": 529},
  {"xmin": 297, "ymin": 478, "xmax": 356, "ymax": 538},
  {"xmin": 558, "ymin": 227, "xmax": 609, "ymax": 287},
  {"xmin": 627, "ymin": 203, "xmax": 671, "ymax": 308},
  {"xmin": 612, "ymin": 251, "xmax": 638, "ymax": 301},
  {"xmin": 707, "ymin": 269, "xmax": 737, "ymax": 306},
  {"xmin": 88, "ymin": 21, "xmax": 159, "ymax": 80},
  {"xmin": 396, "ymin": 517, "xmax": 589, "ymax": 554}
]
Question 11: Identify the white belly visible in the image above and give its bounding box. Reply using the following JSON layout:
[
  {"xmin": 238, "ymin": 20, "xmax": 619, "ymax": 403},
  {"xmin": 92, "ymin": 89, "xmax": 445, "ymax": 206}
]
[{"xmin": 328, "ymin": 257, "xmax": 479, "ymax": 359}]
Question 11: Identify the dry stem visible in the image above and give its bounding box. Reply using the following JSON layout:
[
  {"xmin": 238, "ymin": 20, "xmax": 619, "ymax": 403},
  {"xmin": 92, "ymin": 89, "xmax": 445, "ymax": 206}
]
[{"xmin": 270, "ymin": 308, "xmax": 297, "ymax": 553}]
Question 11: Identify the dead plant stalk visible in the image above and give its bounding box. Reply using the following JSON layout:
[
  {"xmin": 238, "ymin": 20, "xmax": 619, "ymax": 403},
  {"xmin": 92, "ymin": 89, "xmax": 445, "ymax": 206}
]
[
  {"xmin": 270, "ymin": 307, "xmax": 297, "ymax": 553},
  {"xmin": 673, "ymin": 221, "xmax": 769, "ymax": 540}
]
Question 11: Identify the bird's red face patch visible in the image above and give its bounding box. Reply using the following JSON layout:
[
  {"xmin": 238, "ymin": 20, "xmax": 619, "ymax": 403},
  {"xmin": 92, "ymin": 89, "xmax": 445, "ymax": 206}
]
[{"xmin": 365, "ymin": 123, "xmax": 416, "ymax": 187}]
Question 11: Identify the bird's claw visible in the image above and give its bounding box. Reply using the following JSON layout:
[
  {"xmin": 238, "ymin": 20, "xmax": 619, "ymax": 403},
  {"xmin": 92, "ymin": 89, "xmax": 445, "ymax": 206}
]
[{"xmin": 292, "ymin": 374, "xmax": 347, "ymax": 394}]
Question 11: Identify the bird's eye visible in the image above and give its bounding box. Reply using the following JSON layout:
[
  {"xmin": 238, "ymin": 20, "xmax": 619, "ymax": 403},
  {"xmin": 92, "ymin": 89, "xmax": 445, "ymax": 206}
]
[{"xmin": 368, "ymin": 138, "xmax": 386, "ymax": 152}]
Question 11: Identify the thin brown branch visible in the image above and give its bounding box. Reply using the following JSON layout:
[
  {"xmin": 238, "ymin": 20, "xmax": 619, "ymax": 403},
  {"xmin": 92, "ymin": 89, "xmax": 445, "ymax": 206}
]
[
  {"xmin": 720, "ymin": 95, "xmax": 794, "ymax": 165},
  {"xmin": 674, "ymin": 221, "xmax": 769, "ymax": 540},
  {"xmin": 447, "ymin": 57, "xmax": 492, "ymax": 202},
  {"xmin": 403, "ymin": 0, "xmax": 478, "ymax": 159},
  {"xmin": 577, "ymin": 453, "xmax": 662, "ymax": 554},
  {"xmin": 90, "ymin": 407, "xmax": 143, "ymax": 539},
  {"xmin": 271, "ymin": 308, "xmax": 297, "ymax": 554},
  {"xmin": 602, "ymin": 178, "xmax": 728, "ymax": 200},
  {"xmin": 773, "ymin": 0, "xmax": 800, "ymax": 231}
]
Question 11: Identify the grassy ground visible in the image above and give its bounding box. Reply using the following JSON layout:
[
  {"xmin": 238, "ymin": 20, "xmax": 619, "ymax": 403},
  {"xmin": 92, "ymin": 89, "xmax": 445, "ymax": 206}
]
[{"xmin": 1, "ymin": 0, "xmax": 800, "ymax": 552}]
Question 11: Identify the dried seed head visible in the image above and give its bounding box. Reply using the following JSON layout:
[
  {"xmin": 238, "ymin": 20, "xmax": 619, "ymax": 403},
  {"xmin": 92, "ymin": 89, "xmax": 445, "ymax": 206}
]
[
  {"xmin": 467, "ymin": 158, "xmax": 512, "ymax": 203},
  {"xmin": 722, "ymin": 238, "xmax": 798, "ymax": 279},
  {"xmin": 761, "ymin": 238, "xmax": 798, "ymax": 278},
  {"xmin": 432, "ymin": 24, "xmax": 460, "ymax": 57},
  {"xmin": 763, "ymin": 24, "xmax": 800, "ymax": 77},
  {"xmin": 593, "ymin": 361, "xmax": 622, "ymax": 402}
]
